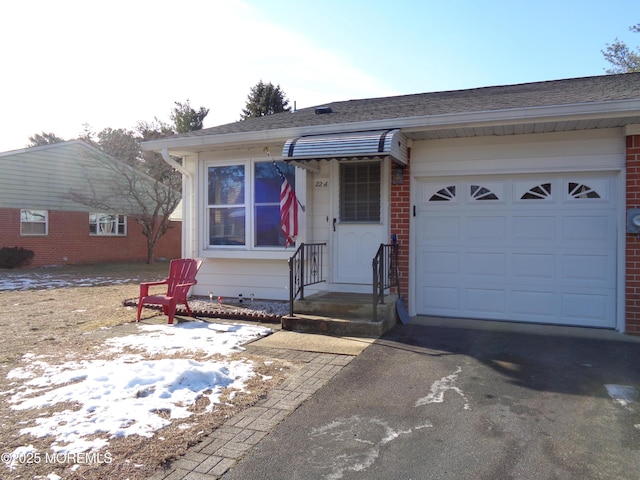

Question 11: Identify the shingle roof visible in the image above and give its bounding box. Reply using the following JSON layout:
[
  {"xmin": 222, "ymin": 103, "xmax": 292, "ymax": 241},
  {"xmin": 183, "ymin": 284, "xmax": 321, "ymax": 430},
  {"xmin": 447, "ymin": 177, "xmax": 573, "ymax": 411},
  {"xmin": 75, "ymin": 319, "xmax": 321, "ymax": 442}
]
[{"xmin": 178, "ymin": 73, "xmax": 640, "ymax": 138}]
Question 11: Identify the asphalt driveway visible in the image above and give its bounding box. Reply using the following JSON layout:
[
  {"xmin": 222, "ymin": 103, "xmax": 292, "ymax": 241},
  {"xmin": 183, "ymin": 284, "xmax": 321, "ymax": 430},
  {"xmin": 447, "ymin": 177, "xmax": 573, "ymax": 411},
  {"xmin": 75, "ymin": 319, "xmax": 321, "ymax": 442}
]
[{"xmin": 221, "ymin": 317, "xmax": 640, "ymax": 480}]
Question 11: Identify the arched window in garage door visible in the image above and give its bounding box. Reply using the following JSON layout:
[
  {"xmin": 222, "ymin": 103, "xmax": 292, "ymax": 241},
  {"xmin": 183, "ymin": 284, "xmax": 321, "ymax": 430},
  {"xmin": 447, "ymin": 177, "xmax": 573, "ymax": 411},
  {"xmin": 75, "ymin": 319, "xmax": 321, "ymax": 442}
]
[
  {"xmin": 521, "ymin": 182, "xmax": 552, "ymax": 200},
  {"xmin": 568, "ymin": 182, "xmax": 601, "ymax": 199},
  {"xmin": 470, "ymin": 184, "xmax": 499, "ymax": 201},
  {"xmin": 429, "ymin": 185, "xmax": 456, "ymax": 202}
]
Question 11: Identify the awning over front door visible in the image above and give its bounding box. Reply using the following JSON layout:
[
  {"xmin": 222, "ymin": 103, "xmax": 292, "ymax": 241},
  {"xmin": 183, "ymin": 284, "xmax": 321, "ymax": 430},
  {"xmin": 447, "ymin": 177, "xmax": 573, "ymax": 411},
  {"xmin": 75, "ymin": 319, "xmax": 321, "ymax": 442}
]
[{"xmin": 282, "ymin": 129, "xmax": 408, "ymax": 166}]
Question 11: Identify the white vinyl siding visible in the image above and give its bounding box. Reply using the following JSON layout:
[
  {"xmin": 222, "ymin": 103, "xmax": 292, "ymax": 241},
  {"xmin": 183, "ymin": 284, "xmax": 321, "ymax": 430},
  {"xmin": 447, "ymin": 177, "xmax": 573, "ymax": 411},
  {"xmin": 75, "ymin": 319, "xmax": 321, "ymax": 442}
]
[{"xmin": 0, "ymin": 142, "xmax": 142, "ymax": 213}]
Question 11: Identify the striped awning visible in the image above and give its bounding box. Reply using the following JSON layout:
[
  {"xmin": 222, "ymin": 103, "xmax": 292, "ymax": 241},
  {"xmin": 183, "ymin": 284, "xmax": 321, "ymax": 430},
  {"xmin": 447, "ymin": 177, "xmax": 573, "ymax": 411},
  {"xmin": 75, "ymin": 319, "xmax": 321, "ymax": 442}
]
[{"xmin": 282, "ymin": 129, "xmax": 408, "ymax": 166}]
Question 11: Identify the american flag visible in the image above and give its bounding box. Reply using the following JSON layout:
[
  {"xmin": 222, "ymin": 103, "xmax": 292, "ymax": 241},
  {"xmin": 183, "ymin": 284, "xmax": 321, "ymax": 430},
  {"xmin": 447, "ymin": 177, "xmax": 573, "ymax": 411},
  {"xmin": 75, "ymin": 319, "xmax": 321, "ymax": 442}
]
[{"xmin": 280, "ymin": 174, "xmax": 298, "ymax": 247}]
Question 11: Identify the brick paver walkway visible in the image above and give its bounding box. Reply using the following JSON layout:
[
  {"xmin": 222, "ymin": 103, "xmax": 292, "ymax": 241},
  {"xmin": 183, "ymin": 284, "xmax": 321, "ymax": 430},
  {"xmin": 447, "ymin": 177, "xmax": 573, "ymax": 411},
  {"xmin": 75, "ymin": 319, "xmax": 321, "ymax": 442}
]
[{"xmin": 148, "ymin": 345, "xmax": 356, "ymax": 479}]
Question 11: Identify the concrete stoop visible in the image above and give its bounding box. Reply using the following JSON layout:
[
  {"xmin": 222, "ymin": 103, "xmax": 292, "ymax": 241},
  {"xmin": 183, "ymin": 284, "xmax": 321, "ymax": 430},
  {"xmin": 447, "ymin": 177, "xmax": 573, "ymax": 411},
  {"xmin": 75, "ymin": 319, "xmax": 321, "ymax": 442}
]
[{"xmin": 281, "ymin": 291, "xmax": 398, "ymax": 337}]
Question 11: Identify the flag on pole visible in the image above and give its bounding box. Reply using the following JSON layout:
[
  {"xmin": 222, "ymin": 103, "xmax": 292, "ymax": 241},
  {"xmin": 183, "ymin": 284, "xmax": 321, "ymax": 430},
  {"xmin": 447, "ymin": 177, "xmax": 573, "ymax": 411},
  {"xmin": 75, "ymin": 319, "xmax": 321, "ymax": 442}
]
[
  {"xmin": 264, "ymin": 147, "xmax": 301, "ymax": 248},
  {"xmin": 279, "ymin": 172, "xmax": 298, "ymax": 247}
]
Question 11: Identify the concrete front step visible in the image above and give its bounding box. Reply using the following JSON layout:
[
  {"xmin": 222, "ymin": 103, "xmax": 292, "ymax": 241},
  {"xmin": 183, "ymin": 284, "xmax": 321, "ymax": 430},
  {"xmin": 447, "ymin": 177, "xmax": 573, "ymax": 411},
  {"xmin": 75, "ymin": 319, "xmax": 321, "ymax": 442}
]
[
  {"xmin": 294, "ymin": 292, "xmax": 398, "ymax": 320},
  {"xmin": 282, "ymin": 291, "xmax": 399, "ymax": 337},
  {"xmin": 281, "ymin": 313, "xmax": 394, "ymax": 337}
]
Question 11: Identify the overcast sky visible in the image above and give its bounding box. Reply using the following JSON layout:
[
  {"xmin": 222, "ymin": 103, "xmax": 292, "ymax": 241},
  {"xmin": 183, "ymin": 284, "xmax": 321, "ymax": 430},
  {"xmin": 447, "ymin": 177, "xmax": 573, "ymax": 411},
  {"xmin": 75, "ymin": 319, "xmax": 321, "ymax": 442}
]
[{"xmin": 1, "ymin": 0, "xmax": 637, "ymax": 152}]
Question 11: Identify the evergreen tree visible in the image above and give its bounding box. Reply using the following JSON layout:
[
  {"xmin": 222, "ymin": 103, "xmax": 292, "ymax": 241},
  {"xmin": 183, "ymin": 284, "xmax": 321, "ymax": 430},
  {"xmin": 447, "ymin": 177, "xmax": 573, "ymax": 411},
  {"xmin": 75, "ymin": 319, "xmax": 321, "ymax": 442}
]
[
  {"xmin": 27, "ymin": 132, "xmax": 64, "ymax": 147},
  {"xmin": 170, "ymin": 100, "xmax": 209, "ymax": 133},
  {"xmin": 241, "ymin": 80, "xmax": 290, "ymax": 119}
]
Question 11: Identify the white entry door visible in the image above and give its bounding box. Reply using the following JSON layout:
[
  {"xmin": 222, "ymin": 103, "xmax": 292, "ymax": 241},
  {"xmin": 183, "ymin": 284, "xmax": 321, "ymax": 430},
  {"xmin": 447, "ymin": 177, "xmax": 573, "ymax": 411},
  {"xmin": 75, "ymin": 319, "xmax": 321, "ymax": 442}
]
[
  {"xmin": 415, "ymin": 174, "xmax": 618, "ymax": 328},
  {"xmin": 332, "ymin": 161, "xmax": 387, "ymax": 286}
]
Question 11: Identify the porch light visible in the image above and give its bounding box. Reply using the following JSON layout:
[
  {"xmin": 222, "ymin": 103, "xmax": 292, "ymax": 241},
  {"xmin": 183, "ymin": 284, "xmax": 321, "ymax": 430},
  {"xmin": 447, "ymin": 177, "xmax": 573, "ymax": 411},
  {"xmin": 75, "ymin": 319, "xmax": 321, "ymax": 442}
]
[
  {"xmin": 392, "ymin": 166, "xmax": 404, "ymax": 185},
  {"xmin": 627, "ymin": 208, "xmax": 640, "ymax": 233}
]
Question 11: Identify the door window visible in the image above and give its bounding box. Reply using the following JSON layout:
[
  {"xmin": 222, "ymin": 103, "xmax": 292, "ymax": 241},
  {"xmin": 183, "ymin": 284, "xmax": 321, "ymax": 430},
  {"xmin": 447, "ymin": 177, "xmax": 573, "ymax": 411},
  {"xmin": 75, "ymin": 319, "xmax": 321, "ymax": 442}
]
[{"xmin": 339, "ymin": 162, "xmax": 381, "ymax": 222}]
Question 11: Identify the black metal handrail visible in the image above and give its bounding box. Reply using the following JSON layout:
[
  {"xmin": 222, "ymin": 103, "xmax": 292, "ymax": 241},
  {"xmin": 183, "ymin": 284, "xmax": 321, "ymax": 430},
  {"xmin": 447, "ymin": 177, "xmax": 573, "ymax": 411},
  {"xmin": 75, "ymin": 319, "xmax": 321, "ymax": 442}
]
[
  {"xmin": 288, "ymin": 242, "xmax": 326, "ymax": 316},
  {"xmin": 372, "ymin": 243, "xmax": 399, "ymax": 321}
]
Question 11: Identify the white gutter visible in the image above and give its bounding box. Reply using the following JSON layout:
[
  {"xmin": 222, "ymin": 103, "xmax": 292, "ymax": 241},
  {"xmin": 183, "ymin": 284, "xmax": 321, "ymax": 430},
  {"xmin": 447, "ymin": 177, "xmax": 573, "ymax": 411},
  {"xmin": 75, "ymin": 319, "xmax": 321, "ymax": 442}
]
[
  {"xmin": 162, "ymin": 148, "xmax": 189, "ymax": 176},
  {"xmin": 162, "ymin": 148, "xmax": 193, "ymax": 259}
]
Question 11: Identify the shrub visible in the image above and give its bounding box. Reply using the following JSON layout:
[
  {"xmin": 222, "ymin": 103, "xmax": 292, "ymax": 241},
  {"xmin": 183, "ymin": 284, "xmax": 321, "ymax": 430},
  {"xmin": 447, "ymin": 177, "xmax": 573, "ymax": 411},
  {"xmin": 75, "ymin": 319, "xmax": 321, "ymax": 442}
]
[{"xmin": 0, "ymin": 246, "xmax": 35, "ymax": 269}]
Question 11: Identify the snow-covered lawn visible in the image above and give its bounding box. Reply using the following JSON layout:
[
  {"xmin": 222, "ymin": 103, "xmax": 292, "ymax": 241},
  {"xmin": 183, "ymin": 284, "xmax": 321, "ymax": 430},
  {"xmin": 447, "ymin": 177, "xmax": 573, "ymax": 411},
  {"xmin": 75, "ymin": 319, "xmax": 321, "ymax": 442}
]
[{"xmin": 1, "ymin": 320, "xmax": 272, "ymax": 473}]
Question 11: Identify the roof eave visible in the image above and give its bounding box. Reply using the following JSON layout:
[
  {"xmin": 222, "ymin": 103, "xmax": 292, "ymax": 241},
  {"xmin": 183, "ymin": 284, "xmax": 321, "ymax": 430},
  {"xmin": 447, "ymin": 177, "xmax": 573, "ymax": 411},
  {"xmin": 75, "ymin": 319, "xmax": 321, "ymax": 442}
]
[{"xmin": 142, "ymin": 98, "xmax": 640, "ymax": 155}]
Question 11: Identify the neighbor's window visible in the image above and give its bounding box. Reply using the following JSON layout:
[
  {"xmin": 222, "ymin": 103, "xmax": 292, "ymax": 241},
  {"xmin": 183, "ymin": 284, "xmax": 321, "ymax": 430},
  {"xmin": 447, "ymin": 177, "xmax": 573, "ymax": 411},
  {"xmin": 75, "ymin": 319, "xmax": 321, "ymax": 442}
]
[
  {"xmin": 21, "ymin": 209, "xmax": 48, "ymax": 235},
  {"xmin": 89, "ymin": 213, "xmax": 126, "ymax": 236},
  {"xmin": 207, "ymin": 161, "xmax": 296, "ymax": 248}
]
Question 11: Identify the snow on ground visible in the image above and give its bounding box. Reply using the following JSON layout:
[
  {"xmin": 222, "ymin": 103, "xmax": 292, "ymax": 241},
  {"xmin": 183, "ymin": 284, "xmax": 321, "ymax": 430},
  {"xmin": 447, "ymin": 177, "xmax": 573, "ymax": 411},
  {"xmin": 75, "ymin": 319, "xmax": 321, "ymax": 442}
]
[
  {"xmin": 1, "ymin": 321, "xmax": 272, "ymax": 461},
  {"xmin": 0, "ymin": 271, "xmax": 141, "ymax": 291}
]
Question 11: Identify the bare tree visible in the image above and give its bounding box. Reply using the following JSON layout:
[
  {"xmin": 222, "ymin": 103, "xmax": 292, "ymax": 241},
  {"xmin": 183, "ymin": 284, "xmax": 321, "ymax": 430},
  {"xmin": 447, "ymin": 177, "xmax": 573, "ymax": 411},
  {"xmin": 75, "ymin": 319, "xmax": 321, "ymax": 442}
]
[
  {"xmin": 64, "ymin": 99, "xmax": 208, "ymax": 263},
  {"xmin": 66, "ymin": 131, "xmax": 181, "ymax": 264},
  {"xmin": 602, "ymin": 23, "xmax": 640, "ymax": 73}
]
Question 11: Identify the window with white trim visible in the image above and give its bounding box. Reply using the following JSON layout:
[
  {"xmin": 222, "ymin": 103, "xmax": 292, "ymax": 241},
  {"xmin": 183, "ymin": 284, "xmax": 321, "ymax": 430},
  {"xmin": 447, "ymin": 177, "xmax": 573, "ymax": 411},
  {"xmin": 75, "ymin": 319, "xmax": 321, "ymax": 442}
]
[
  {"xmin": 207, "ymin": 160, "xmax": 296, "ymax": 248},
  {"xmin": 89, "ymin": 213, "xmax": 126, "ymax": 236},
  {"xmin": 21, "ymin": 209, "xmax": 48, "ymax": 235}
]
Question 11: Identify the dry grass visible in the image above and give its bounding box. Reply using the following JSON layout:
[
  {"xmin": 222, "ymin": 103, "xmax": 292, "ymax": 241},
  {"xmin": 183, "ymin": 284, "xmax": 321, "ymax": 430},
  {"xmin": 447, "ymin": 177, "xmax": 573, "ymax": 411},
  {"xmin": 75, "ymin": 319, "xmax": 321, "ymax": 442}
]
[{"xmin": 0, "ymin": 262, "xmax": 297, "ymax": 479}]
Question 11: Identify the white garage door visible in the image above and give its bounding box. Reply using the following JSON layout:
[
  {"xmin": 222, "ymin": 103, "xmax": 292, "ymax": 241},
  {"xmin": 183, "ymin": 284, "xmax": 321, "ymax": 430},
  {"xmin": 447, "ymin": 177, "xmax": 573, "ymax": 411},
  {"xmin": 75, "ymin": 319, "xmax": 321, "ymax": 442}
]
[{"xmin": 415, "ymin": 174, "xmax": 618, "ymax": 328}]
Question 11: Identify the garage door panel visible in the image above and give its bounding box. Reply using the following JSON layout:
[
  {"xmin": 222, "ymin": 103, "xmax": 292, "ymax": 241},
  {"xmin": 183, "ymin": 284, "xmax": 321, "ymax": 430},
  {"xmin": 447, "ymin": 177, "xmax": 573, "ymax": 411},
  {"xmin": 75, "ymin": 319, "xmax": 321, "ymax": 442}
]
[
  {"xmin": 466, "ymin": 216, "xmax": 507, "ymax": 243},
  {"xmin": 420, "ymin": 286, "xmax": 460, "ymax": 313},
  {"xmin": 511, "ymin": 290, "xmax": 556, "ymax": 319},
  {"xmin": 561, "ymin": 291, "xmax": 613, "ymax": 325},
  {"xmin": 466, "ymin": 288, "xmax": 506, "ymax": 315},
  {"xmin": 419, "ymin": 216, "xmax": 460, "ymax": 243},
  {"xmin": 466, "ymin": 252, "xmax": 506, "ymax": 277},
  {"xmin": 416, "ymin": 174, "xmax": 617, "ymax": 328},
  {"xmin": 421, "ymin": 251, "xmax": 460, "ymax": 275},
  {"xmin": 562, "ymin": 254, "xmax": 611, "ymax": 284},
  {"xmin": 512, "ymin": 253, "xmax": 555, "ymax": 281},
  {"xmin": 562, "ymin": 216, "xmax": 611, "ymax": 247},
  {"xmin": 512, "ymin": 216, "xmax": 556, "ymax": 242}
]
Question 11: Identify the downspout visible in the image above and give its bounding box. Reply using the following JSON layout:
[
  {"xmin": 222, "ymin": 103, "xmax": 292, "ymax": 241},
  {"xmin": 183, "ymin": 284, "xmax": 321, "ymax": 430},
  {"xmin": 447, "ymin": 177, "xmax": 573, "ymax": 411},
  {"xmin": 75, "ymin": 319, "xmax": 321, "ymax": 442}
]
[{"xmin": 162, "ymin": 148, "xmax": 192, "ymax": 259}]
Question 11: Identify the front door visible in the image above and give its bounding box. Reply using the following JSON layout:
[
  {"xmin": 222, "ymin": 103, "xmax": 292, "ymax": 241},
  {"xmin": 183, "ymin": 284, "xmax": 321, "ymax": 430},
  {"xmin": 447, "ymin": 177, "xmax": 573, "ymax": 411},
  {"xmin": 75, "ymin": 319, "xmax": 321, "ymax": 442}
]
[{"xmin": 332, "ymin": 160, "xmax": 388, "ymax": 287}]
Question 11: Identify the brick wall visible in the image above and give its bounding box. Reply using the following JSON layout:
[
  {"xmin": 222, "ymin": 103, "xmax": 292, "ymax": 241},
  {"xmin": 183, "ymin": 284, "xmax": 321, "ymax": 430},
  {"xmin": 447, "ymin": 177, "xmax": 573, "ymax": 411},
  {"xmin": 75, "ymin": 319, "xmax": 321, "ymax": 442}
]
[
  {"xmin": 0, "ymin": 208, "xmax": 181, "ymax": 267},
  {"xmin": 390, "ymin": 159, "xmax": 411, "ymax": 304},
  {"xmin": 626, "ymin": 134, "xmax": 640, "ymax": 334}
]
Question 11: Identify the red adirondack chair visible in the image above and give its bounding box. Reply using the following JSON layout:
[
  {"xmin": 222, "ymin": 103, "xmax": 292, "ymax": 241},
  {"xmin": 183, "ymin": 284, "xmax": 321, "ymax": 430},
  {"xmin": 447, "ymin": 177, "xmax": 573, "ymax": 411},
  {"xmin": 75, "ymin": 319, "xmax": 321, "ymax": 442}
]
[{"xmin": 136, "ymin": 258, "xmax": 203, "ymax": 324}]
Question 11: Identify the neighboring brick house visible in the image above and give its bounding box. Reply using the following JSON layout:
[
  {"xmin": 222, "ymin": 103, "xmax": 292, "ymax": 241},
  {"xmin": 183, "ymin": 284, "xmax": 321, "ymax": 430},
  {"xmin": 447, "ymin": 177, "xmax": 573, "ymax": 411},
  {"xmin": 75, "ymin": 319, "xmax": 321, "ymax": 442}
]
[
  {"xmin": 0, "ymin": 140, "xmax": 181, "ymax": 267},
  {"xmin": 143, "ymin": 73, "xmax": 640, "ymax": 334}
]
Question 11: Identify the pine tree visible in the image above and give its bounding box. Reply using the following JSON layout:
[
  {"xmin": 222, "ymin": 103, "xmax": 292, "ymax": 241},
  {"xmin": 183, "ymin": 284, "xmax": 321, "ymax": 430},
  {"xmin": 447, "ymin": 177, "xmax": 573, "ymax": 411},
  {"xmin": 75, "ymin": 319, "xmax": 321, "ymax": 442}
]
[{"xmin": 241, "ymin": 80, "xmax": 290, "ymax": 119}]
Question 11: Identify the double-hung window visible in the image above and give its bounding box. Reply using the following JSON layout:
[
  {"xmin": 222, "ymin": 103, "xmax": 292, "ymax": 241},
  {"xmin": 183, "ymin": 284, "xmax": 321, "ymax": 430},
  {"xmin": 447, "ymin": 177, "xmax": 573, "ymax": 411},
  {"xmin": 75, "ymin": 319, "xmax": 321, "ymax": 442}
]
[
  {"xmin": 208, "ymin": 165, "xmax": 246, "ymax": 245},
  {"xmin": 207, "ymin": 160, "xmax": 296, "ymax": 248},
  {"xmin": 89, "ymin": 213, "xmax": 127, "ymax": 236},
  {"xmin": 20, "ymin": 209, "xmax": 48, "ymax": 235}
]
